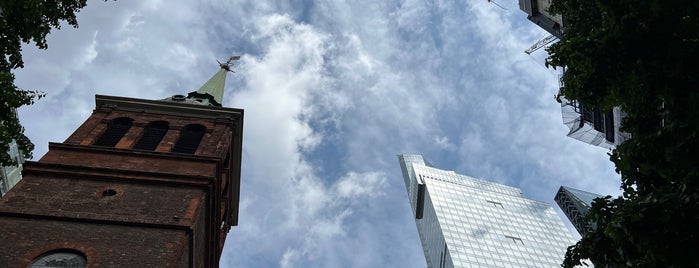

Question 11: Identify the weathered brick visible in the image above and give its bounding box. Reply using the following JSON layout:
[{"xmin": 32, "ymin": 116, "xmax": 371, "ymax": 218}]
[{"xmin": 0, "ymin": 95, "xmax": 242, "ymax": 268}]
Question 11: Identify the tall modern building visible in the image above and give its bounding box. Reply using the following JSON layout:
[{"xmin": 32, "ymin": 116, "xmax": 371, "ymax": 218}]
[
  {"xmin": 518, "ymin": 0, "xmax": 630, "ymax": 149},
  {"xmin": 1, "ymin": 139, "xmax": 24, "ymax": 196},
  {"xmin": 399, "ymin": 154, "xmax": 577, "ymax": 268},
  {"xmin": 518, "ymin": 0, "xmax": 563, "ymax": 38},
  {"xmin": 0, "ymin": 57, "xmax": 243, "ymax": 267},
  {"xmin": 1, "ymin": 108, "xmax": 25, "ymax": 196},
  {"xmin": 560, "ymin": 101, "xmax": 630, "ymax": 149},
  {"xmin": 554, "ymin": 186, "xmax": 605, "ymax": 236}
]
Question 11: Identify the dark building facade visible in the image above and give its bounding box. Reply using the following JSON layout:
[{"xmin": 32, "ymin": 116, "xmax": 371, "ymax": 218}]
[
  {"xmin": 518, "ymin": 0, "xmax": 563, "ymax": 38},
  {"xmin": 0, "ymin": 59, "xmax": 243, "ymax": 267},
  {"xmin": 554, "ymin": 186, "xmax": 604, "ymax": 236},
  {"xmin": 518, "ymin": 1, "xmax": 630, "ymax": 149}
]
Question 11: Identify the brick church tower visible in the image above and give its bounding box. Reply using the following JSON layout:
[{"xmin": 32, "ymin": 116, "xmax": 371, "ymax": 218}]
[{"xmin": 0, "ymin": 57, "xmax": 244, "ymax": 267}]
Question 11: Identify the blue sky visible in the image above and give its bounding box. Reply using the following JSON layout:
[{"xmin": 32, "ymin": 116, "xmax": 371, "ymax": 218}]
[{"xmin": 14, "ymin": 0, "xmax": 620, "ymax": 267}]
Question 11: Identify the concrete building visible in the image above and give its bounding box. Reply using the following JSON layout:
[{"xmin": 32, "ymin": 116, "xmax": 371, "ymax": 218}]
[
  {"xmin": 518, "ymin": 0, "xmax": 563, "ymax": 38},
  {"xmin": 399, "ymin": 154, "xmax": 576, "ymax": 268},
  {"xmin": 0, "ymin": 57, "xmax": 243, "ymax": 267}
]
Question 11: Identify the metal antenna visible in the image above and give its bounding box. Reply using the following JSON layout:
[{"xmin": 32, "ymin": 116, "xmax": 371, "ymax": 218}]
[{"xmin": 488, "ymin": 0, "xmax": 507, "ymax": 10}]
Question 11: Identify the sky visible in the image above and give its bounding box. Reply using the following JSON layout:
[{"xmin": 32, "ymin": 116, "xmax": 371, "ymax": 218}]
[{"xmin": 13, "ymin": 0, "xmax": 621, "ymax": 267}]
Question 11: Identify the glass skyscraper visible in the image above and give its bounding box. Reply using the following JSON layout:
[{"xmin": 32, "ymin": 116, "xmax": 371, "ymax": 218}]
[
  {"xmin": 399, "ymin": 154, "xmax": 576, "ymax": 268},
  {"xmin": 1, "ymin": 139, "xmax": 24, "ymax": 196},
  {"xmin": 554, "ymin": 186, "xmax": 605, "ymax": 236}
]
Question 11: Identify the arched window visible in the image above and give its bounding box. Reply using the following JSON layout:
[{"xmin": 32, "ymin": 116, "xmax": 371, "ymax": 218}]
[
  {"xmin": 172, "ymin": 124, "xmax": 206, "ymax": 154},
  {"xmin": 93, "ymin": 117, "xmax": 134, "ymax": 147},
  {"xmin": 133, "ymin": 121, "xmax": 169, "ymax": 151},
  {"xmin": 28, "ymin": 249, "xmax": 87, "ymax": 268}
]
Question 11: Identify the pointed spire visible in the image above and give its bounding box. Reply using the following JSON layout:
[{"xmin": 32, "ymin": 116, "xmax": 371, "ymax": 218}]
[
  {"xmin": 192, "ymin": 68, "xmax": 228, "ymax": 106},
  {"xmin": 180, "ymin": 56, "xmax": 240, "ymax": 107}
]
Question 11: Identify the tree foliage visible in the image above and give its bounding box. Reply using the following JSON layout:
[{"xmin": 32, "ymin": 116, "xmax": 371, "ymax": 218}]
[
  {"xmin": 546, "ymin": 0, "xmax": 699, "ymax": 267},
  {"xmin": 1, "ymin": 0, "xmax": 89, "ymax": 165}
]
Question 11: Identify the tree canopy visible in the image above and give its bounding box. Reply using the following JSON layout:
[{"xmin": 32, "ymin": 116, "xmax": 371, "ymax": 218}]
[
  {"xmin": 1, "ymin": 0, "xmax": 89, "ymax": 165},
  {"xmin": 546, "ymin": 0, "xmax": 699, "ymax": 267}
]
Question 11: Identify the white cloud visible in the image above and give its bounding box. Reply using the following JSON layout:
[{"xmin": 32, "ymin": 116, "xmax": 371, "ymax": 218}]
[
  {"xmin": 334, "ymin": 172, "xmax": 387, "ymax": 198},
  {"xmin": 14, "ymin": 0, "xmax": 622, "ymax": 267},
  {"xmin": 221, "ymin": 13, "xmax": 395, "ymax": 267},
  {"xmin": 280, "ymin": 248, "xmax": 299, "ymax": 268},
  {"xmin": 434, "ymin": 135, "xmax": 456, "ymax": 151}
]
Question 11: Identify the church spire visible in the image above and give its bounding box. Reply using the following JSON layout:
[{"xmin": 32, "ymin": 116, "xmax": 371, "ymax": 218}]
[{"xmin": 167, "ymin": 56, "xmax": 240, "ymax": 107}]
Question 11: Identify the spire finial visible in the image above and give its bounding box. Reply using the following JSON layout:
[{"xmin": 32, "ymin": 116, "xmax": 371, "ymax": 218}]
[
  {"xmin": 186, "ymin": 56, "xmax": 241, "ymax": 107},
  {"xmin": 217, "ymin": 56, "xmax": 241, "ymax": 72},
  {"xmin": 164, "ymin": 56, "xmax": 241, "ymax": 107}
]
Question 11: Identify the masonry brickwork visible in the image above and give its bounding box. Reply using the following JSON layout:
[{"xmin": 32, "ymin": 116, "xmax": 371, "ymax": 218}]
[{"xmin": 0, "ymin": 95, "xmax": 243, "ymax": 267}]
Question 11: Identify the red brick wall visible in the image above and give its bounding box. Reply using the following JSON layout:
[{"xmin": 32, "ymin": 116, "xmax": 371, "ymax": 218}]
[
  {"xmin": 0, "ymin": 173, "xmax": 207, "ymax": 226},
  {"xmin": 0, "ymin": 99, "xmax": 239, "ymax": 268},
  {"xmin": 40, "ymin": 145, "xmax": 219, "ymax": 178},
  {"xmin": 63, "ymin": 110, "xmax": 233, "ymax": 158},
  {"xmin": 0, "ymin": 217, "xmax": 188, "ymax": 267}
]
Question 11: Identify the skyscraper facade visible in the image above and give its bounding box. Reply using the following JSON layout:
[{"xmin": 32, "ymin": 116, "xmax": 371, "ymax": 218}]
[
  {"xmin": 399, "ymin": 154, "xmax": 576, "ymax": 268},
  {"xmin": 1, "ymin": 108, "xmax": 25, "ymax": 197},
  {"xmin": 554, "ymin": 186, "xmax": 605, "ymax": 236},
  {"xmin": 518, "ymin": 0, "xmax": 630, "ymax": 149},
  {"xmin": 0, "ymin": 139, "xmax": 23, "ymax": 196},
  {"xmin": 518, "ymin": 0, "xmax": 563, "ymax": 38}
]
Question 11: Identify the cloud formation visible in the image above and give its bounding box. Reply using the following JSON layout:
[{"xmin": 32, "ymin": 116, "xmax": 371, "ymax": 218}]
[{"xmin": 14, "ymin": 0, "xmax": 621, "ymax": 266}]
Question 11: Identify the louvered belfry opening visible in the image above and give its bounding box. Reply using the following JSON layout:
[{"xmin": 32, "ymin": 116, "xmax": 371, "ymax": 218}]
[
  {"xmin": 172, "ymin": 124, "xmax": 206, "ymax": 154},
  {"xmin": 93, "ymin": 117, "xmax": 134, "ymax": 147},
  {"xmin": 133, "ymin": 121, "xmax": 169, "ymax": 151}
]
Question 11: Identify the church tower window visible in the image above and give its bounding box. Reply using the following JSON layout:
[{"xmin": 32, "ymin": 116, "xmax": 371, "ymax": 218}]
[
  {"xmin": 172, "ymin": 124, "xmax": 206, "ymax": 154},
  {"xmin": 93, "ymin": 117, "xmax": 134, "ymax": 147},
  {"xmin": 133, "ymin": 121, "xmax": 169, "ymax": 151}
]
